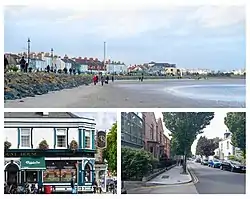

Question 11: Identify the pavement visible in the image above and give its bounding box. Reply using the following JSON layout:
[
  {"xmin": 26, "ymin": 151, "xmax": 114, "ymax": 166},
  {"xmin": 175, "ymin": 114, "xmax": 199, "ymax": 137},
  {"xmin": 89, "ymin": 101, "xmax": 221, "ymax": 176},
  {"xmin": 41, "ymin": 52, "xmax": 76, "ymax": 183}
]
[
  {"xmin": 146, "ymin": 166, "xmax": 192, "ymax": 185},
  {"xmin": 127, "ymin": 166, "xmax": 197, "ymax": 194},
  {"xmin": 125, "ymin": 161, "xmax": 246, "ymax": 194},
  {"xmin": 4, "ymin": 79, "xmax": 245, "ymax": 108}
]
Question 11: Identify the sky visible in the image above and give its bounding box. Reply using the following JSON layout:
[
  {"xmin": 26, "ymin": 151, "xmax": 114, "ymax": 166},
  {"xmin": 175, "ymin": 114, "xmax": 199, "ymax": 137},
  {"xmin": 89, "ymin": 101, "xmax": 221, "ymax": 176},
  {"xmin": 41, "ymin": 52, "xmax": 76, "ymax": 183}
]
[
  {"xmin": 4, "ymin": 5, "xmax": 245, "ymax": 70},
  {"xmin": 74, "ymin": 112, "xmax": 117, "ymax": 132},
  {"xmin": 155, "ymin": 111, "xmax": 228, "ymax": 154}
]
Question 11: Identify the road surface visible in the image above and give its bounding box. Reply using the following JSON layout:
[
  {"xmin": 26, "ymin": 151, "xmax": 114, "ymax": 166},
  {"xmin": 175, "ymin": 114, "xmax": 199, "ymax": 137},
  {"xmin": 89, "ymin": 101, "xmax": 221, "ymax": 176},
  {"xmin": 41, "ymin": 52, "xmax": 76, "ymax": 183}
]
[
  {"xmin": 189, "ymin": 161, "xmax": 246, "ymax": 194},
  {"xmin": 126, "ymin": 161, "xmax": 245, "ymax": 194}
]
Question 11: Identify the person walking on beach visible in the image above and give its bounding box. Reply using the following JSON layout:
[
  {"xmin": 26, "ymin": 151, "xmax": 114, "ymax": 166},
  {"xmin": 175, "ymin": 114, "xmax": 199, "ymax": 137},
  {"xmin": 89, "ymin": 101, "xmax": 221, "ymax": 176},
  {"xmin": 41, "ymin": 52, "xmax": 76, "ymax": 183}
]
[
  {"xmin": 93, "ymin": 75, "xmax": 97, "ymax": 85},
  {"xmin": 105, "ymin": 76, "xmax": 109, "ymax": 84},
  {"xmin": 25, "ymin": 63, "xmax": 29, "ymax": 73},
  {"xmin": 101, "ymin": 76, "xmax": 105, "ymax": 86},
  {"xmin": 20, "ymin": 56, "xmax": 26, "ymax": 72},
  {"xmin": 4, "ymin": 55, "xmax": 9, "ymax": 72},
  {"xmin": 46, "ymin": 65, "xmax": 50, "ymax": 73}
]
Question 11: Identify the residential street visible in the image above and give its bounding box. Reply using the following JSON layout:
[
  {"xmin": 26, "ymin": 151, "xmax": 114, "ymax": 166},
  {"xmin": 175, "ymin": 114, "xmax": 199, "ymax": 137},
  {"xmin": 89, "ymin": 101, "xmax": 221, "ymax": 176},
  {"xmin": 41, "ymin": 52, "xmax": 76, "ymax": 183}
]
[
  {"xmin": 126, "ymin": 161, "xmax": 246, "ymax": 194},
  {"xmin": 188, "ymin": 161, "xmax": 246, "ymax": 194}
]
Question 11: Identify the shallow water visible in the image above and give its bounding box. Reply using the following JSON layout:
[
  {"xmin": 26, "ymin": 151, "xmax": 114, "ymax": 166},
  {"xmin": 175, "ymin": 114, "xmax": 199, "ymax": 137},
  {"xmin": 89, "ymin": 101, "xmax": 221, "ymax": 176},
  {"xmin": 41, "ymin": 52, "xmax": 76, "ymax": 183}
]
[
  {"xmin": 166, "ymin": 84, "xmax": 245, "ymax": 103},
  {"xmin": 115, "ymin": 80, "xmax": 246, "ymax": 107}
]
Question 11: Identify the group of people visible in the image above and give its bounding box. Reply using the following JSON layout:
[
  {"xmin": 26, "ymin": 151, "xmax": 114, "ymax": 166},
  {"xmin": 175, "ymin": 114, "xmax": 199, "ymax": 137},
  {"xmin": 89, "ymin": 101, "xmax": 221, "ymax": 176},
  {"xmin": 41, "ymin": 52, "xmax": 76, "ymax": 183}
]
[
  {"xmin": 4, "ymin": 55, "xmax": 30, "ymax": 73},
  {"xmin": 93, "ymin": 75, "xmax": 115, "ymax": 86}
]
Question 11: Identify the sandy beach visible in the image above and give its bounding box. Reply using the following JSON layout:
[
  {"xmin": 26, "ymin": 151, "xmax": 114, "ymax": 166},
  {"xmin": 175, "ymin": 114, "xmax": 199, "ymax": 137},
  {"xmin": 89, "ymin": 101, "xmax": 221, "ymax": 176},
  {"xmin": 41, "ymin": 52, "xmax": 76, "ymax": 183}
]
[{"xmin": 4, "ymin": 79, "xmax": 245, "ymax": 108}]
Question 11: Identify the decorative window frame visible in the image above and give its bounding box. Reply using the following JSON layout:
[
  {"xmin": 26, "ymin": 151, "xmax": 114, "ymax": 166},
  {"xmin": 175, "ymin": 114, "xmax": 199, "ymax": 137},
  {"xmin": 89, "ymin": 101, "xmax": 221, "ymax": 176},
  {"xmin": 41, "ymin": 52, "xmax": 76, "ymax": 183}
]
[
  {"xmin": 55, "ymin": 128, "xmax": 67, "ymax": 149},
  {"xmin": 19, "ymin": 128, "xmax": 32, "ymax": 149},
  {"xmin": 83, "ymin": 129, "xmax": 92, "ymax": 149}
]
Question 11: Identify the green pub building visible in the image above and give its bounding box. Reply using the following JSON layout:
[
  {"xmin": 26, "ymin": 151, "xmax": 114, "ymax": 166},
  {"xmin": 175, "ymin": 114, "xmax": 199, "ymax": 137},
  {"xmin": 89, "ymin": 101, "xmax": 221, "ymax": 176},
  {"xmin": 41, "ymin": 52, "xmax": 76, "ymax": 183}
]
[{"xmin": 4, "ymin": 112, "xmax": 96, "ymax": 193}]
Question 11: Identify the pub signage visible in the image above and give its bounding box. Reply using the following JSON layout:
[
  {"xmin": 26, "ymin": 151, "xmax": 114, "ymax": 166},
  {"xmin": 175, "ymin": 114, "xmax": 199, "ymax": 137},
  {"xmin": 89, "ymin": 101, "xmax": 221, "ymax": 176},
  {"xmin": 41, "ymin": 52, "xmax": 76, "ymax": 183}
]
[{"xmin": 5, "ymin": 151, "xmax": 95, "ymax": 158}]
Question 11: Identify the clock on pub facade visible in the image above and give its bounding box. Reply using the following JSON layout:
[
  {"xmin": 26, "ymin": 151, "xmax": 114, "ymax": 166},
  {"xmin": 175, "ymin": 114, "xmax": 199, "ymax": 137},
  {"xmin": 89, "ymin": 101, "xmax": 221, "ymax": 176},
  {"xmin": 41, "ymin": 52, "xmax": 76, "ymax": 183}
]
[{"xmin": 96, "ymin": 131, "xmax": 106, "ymax": 149}]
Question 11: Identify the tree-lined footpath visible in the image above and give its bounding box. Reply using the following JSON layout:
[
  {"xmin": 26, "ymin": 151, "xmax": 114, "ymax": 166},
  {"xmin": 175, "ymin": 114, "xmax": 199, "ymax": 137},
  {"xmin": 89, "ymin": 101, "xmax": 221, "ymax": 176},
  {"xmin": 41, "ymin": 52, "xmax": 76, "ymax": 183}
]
[{"xmin": 163, "ymin": 112, "xmax": 215, "ymax": 174}]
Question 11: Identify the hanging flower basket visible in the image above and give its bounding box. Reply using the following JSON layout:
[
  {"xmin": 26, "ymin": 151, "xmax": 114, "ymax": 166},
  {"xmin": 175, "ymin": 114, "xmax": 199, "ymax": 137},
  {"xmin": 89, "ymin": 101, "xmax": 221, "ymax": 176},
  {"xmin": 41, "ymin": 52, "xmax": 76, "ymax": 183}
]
[
  {"xmin": 70, "ymin": 139, "xmax": 78, "ymax": 152},
  {"xmin": 4, "ymin": 141, "xmax": 11, "ymax": 151},
  {"xmin": 38, "ymin": 139, "xmax": 49, "ymax": 150}
]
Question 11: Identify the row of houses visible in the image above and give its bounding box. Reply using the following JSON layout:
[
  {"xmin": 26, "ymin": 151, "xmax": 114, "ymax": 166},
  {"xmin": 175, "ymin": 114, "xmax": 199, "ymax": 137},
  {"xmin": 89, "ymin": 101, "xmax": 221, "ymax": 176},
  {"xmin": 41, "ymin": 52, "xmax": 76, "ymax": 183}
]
[
  {"xmin": 127, "ymin": 62, "xmax": 179, "ymax": 76},
  {"xmin": 121, "ymin": 112, "xmax": 171, "ymax": 160},
  {"xmin": 4, "ymin": 112, "xmax": 110, "ymax": 193},
  {"xmin": 5, "ymin": 52, "xmax": 128, "ymax": 74}
]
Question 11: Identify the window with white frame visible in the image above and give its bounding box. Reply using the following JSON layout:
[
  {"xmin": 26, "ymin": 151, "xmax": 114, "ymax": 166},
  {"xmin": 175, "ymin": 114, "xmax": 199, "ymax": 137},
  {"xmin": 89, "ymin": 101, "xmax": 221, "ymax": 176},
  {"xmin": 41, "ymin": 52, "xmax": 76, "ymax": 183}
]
[
  {"xmin": 56, "ymin": 129, "xmax": 67, "ymax": 148},
  {"xmin": 84, "ymin": 130, "xmax": 91, "ymax": 148},
  {"xmin": 20, "ymin": 128, "xmax": 31, "ymax": 148}
]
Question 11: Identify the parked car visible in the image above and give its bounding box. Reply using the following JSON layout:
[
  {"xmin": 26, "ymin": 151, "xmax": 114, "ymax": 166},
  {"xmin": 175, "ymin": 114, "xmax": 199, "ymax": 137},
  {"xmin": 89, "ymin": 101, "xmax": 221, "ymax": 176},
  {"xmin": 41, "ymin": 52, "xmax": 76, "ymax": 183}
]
[
  {"xmin": 208, "ymin": 159, "xmax": 221, "ymax": 168},
  {"xmin": 220, "ymin": 160, "xmax": 246, "ymax": 173},
  {"xmin": 201, "ymin": 159, "xmax": 209, "ymax": 165},
  {"xmin": 195, "ymin": 158, "xmax": 201, "ymax": 163}
]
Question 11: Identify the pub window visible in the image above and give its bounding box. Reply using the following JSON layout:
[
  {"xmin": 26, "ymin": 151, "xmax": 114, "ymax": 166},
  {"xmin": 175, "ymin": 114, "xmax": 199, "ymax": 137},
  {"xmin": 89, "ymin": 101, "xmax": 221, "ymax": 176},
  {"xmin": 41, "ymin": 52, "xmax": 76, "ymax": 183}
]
[
  {"xmin": 56, "ymin": 129, "xmax": 67, "ymax": 148},
  {"xmin": 44, "ymin": 161, "xmax": 77, "ymax": 183},
  {"xmin": 20, "ymin": 128, "xmax": 31, "ymax": 148},
  {"xmin": 26, "ymin": 171, "xmax": 38, "ymax": 183},
  {"xmin": 84, "ymin": 130, "xmax": 91, "ymax": 148}
]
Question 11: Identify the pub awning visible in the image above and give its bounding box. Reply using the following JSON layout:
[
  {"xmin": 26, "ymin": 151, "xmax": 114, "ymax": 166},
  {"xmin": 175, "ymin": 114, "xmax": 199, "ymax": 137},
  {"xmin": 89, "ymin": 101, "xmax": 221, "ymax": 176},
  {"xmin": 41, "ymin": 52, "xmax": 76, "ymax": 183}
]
[{"xmin": 20, "ymin": 157, "xmax": 46, "ymax": 170}]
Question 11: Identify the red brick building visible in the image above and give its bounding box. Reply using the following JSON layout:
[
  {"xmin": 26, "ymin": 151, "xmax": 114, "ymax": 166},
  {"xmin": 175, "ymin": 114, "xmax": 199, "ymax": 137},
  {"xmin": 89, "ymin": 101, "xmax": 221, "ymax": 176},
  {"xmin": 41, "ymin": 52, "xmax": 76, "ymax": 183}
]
[{"xmin": 143, "ymin": 113, "xmax": 170, "ymax": 160}]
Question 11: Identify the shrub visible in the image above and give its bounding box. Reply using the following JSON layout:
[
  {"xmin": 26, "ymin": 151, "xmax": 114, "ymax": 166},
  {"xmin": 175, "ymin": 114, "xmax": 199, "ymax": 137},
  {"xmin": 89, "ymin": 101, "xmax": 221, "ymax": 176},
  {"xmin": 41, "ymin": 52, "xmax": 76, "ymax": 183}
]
[
  {"xmin": 121, "ymin": 147, "xmax": 159, "ymax": 181},
  {"xmin": 38, "ymin": 140, "xmax": 49, "ymax": 150},
  {"xmin": 4, "ymin": 141, "xmax": 12, "ymax": 150},
  {"xmin": 8, "ymin": 65, "xmax": 19, "ymax": 72},
  {"xmin": 228, "ymin": 155, "xmax": 243, "ymax": 163},
  {"xmin": 69, "ymin": 139, "xmax": 78, "ymax": 151}
]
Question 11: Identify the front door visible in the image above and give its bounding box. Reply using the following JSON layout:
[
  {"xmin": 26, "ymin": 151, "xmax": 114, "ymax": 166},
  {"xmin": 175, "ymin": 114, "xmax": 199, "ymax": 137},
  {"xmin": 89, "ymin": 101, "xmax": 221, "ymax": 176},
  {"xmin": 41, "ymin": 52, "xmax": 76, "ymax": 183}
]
[{"xmin": 5, "ymin": 163, "xmax": 19, "ymax": 185}]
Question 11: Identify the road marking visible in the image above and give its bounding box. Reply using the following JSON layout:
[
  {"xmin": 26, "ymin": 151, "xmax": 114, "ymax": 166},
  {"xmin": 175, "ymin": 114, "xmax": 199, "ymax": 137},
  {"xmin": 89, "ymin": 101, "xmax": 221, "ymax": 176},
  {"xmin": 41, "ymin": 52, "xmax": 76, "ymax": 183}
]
[{"xmin": 188, "ymin": 166, "xmax": 199, "ymax": 184}]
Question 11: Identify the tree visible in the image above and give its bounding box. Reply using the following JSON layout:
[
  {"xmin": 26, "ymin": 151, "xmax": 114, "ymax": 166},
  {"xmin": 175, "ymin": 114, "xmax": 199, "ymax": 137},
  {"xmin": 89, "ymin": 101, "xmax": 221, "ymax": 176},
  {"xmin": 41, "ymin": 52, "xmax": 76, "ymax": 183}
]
[
  {"xmin": 163, "ymin": 112, "xmax": 214, "ymax": 173},
  {"xmin": 224, "ymin": 112, "xmax": 246, "ymax": 158},
  {"xmin": 212, "ymin": 137, "xmax": 221, "ymax": 149},
  {"xmin": 103, "ymin": 122, "xmax": 117, "ymax": 174},
  {"xmin": 196, "ymin": 136, "xmax": 217, "ymax": 157},
  {"xmin": 4, "ymin": 141, "xmax": 11, "ymax": 150}
]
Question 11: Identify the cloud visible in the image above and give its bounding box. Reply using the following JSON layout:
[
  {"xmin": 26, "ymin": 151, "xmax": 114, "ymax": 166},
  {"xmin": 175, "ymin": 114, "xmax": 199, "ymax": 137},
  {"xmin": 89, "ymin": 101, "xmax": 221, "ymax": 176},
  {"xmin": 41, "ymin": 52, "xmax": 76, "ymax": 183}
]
[
  {"xmin": 4, "ymin": 5, "xmax": 245, "ymax": 69},
  {"xmin": 188, "ymin": 6, "xmax": 245, "ymax": 28},
  {"xmin": 4, "ymin": 5, "xmax": 245, "ymax": 39}
]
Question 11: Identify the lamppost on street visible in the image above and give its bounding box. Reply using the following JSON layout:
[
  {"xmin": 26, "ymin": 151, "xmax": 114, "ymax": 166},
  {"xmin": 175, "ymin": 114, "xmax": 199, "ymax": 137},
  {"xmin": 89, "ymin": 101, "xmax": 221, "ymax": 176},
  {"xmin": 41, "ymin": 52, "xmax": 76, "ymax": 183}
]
[
  {"xmin": 27, "ymin": 38, "xmax": 31, "ymax": 65},
  {"xmin": 51, "ymin": 48, "xmax": 54, "ymax": 68},
  {"xmin": 103, "ymin": 41, "xmax": 106, "ymax": 75}
]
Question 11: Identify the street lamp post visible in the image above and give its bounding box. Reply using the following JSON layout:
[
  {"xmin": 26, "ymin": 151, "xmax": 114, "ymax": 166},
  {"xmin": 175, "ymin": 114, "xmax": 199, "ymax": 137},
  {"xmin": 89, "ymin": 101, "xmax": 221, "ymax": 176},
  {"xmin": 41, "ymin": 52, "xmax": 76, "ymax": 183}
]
[
  {"xmin": 27, "ymin": 38, "xmax": 31, "ymax": 65},
  {"xmin": 103, "ymin": 41, "xmax": 106, "ymax": 75},
  {"xmin": 51, "ymin": 48, "xmax": 54, "ymax": 69}
]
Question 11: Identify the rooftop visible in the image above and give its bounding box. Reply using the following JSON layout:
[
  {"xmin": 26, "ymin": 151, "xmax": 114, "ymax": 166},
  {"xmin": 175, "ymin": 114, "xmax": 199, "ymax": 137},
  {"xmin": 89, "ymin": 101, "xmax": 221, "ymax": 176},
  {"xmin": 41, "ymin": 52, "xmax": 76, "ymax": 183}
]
[{"xmin": 4, "ymin": 112, "xmax": 80, "ymax": 118}]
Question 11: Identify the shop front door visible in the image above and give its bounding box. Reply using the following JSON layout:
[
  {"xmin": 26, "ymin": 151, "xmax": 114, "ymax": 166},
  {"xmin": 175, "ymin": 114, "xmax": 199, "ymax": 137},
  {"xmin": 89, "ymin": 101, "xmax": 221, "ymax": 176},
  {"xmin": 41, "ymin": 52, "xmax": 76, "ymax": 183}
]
[{"xmin": 5, "ymin": 163, "xmax": 19, "ymax": 185}]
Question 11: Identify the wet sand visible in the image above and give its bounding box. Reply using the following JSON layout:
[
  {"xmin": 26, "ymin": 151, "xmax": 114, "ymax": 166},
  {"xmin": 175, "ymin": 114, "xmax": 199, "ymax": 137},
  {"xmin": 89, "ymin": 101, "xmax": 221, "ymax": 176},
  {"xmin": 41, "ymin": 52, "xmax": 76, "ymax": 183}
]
[{"xmin": 4, "ymin": 79, "xmax": 245, "ymax": 108}]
